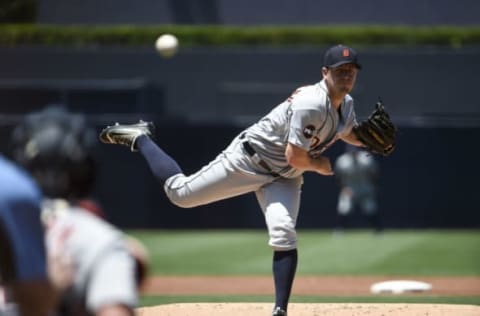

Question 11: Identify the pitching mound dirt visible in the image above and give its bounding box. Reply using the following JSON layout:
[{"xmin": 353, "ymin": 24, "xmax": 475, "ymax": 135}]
[{"xmin": 137, "ymin": 303, "xmax": 480, "ymax": 316}]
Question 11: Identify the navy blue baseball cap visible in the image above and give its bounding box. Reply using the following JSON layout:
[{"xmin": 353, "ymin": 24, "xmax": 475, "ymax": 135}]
[{"xmin": 323, "ymin": 44, "xmax": 362, "ymax": 69}]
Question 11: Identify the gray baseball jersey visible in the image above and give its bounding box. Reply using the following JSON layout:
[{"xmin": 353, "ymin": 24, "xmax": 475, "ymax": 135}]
[
  {"xmin": 42, "ymin": 199, "xmax": 137, "ymax": 315},
  {"xmin": 165, "ymin": 79, "xmax": 358, "ymax": 249},
  {"xmin": 246, "ymin": 80, "xmax": 357, "ymax": 178}
]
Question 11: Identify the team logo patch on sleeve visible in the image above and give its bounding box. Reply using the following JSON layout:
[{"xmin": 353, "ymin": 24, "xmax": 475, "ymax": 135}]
[{"xmin": 303, "ymin": 125, "xmax": 315, "ymax": 139}]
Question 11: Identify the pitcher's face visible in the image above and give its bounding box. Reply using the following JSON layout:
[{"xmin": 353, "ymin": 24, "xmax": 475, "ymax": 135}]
[{"xmin": 323, "ymin": 63, "xmax": 358, "ymax": 94}]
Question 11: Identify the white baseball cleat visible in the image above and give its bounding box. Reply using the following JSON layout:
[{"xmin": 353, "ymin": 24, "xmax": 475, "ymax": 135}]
[
  {"xmin": 272, "ymin": 306, "xmax": 287, "ymax": 316},
  {"xmin": 99, "ymin": 120, "xmax": 155, "ymax": 152}
]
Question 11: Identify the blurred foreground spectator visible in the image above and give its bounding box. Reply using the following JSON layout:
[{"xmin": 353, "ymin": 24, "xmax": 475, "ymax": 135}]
[
  {"xmin": 9, "ymin": 106, "xmax": 149, "ymax": 316},
  {"xmin": 0, "ymin": 154, "xmax": 56, "ymax": 316}
]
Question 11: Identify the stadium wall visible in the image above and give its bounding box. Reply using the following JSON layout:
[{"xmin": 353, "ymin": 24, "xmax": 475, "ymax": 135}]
[
  {"xmin": 0, "ymin": 46, "xmax": 478, "ymax": 228},
  {"xmin": 36, "ymin": 0, "xmax": 480, "ymax": 26}
]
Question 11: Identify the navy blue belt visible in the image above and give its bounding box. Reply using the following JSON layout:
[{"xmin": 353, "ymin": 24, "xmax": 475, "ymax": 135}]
[{"xmin": 240, "ymin": 134, "xmax": 279, "ymax": 177}]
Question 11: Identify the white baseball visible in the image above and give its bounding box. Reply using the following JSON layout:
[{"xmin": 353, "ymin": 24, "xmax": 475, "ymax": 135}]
[{"xmin": 155, "ymin": 34, "xmax": 179, "ymax": 58}]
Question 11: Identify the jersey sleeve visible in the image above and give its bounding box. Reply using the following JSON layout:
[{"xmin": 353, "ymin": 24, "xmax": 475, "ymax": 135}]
[{"xmin": 288, "ymin": 108, "xmax": 326, "ymax": 151}]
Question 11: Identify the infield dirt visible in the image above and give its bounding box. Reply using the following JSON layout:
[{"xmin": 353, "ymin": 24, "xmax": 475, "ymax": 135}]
[
  {"xmin": 137, "ymin": 302, "xmax": 480, "ymax": 316},
  {"xmin": 138, "ymin": 275, "xmax": 480, "ymax": 315},
  {"xmin": 142, "ymin": 275, "xmax": 480, "ymax": 296}
]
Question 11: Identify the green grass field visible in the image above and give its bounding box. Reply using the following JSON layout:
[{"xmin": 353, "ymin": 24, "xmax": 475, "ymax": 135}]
[{"xmin": 128, "ymin": 229, "xmax": 480, "ymax": 306}]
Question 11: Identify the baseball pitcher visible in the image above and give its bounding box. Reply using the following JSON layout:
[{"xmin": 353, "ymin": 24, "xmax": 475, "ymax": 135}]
[{"xmin": 100, "ymin": 44, "xmax": 396, "ymax": 316}]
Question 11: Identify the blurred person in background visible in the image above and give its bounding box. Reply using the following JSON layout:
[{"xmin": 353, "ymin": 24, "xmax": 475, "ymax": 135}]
[
  {"xmin": 0, "ymin": 152, "xmax": 56, "ymax": 316},
  {"xmin": 334, "ymin": 144, "xmax": 381, "ymax": 233},
  {"xmin": 9, "ymin": 106, "xmax": 148, "ymax": 316}
]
